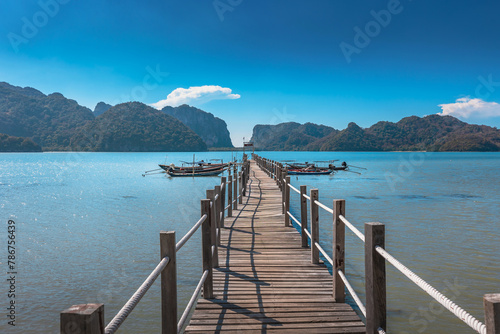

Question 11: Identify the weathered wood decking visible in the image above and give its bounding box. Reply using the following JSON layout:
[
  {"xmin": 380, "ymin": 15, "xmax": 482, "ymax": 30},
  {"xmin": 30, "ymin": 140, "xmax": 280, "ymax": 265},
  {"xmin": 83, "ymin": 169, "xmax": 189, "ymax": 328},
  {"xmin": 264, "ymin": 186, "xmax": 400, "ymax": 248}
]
[{"xmin": 185, "ymin": 160, "xmax": 365, "ymax": 333}]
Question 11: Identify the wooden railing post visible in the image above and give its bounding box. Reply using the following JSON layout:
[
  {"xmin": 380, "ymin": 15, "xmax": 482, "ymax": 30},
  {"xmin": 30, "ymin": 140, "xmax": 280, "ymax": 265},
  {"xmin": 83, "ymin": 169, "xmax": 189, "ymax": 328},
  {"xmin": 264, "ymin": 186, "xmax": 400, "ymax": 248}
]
[
  {"xmin": 365, "ymin": 222, "xmax": 386, "ymax": 334},
  {"xmin": 310, "ymin": 189, "xmax": 319, "ymax": 264},
  {"xmin": 160, "ymin": 231, "xmax": 177, "ymax": 334},
  {"xmin": 201, "ymin": 199, "xmax": 213, "ymax": 299},
  {"xmin": 233, "ymin": 168, "xmax": 238, "ymax": 211},
  {"xmin": 60, "ymin": 304, "xmax": 104, "ymax": 334},
  {"xmin": 227, "ymin": 175, "xmax": 233, "ymax": 217},
  {"xmin": 281, "ymin": 172, "xmax": 286, "ymax": 214},
  {"xmin": 333, "ymin": 199, "xmax": 346, "ymax": 302},
  {"xmin": 238, "ymin": 171, "xmax": 243, "ymax": 204},
  {"xmin": 221, "ymin": 177, "xmax": 226, "ymax": 227},
  {"xmin": 300, "ymin": 185, "xmax": 308, "ymax": 248},
  {"xmin": 242, "ymin": 164, "xmax": 247, "ymax": 196},
  {"xmin": 284, "ymin": 176, "xmax": 291, "ymax": 227},
  {"xmin": 484, "ymin": 294, "xmax": 500, "ymax": 333},
  {"xmin": 215, "ymin": 185, "xmax": 221, "ymax": 245},
  {"xmin": 207, "ymin": 189, "xmax": 219, "ymax": 268}
]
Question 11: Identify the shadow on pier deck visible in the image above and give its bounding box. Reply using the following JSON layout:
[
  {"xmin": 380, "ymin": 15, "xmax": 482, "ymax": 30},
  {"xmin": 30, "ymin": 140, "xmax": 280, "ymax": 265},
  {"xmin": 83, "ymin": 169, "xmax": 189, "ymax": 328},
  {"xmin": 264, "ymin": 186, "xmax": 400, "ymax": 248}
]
[{"xmin": 185, "ymin": 161, "xmax": 365, "ymax": 333}]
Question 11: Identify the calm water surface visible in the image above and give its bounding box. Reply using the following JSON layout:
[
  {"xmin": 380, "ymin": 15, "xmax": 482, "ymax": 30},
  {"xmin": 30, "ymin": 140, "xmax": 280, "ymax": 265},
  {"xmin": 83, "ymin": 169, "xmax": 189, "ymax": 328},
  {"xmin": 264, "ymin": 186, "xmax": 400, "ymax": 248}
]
[{"xmin": 0, "ymin": 152, "xmax": 498, "ymax": 333}]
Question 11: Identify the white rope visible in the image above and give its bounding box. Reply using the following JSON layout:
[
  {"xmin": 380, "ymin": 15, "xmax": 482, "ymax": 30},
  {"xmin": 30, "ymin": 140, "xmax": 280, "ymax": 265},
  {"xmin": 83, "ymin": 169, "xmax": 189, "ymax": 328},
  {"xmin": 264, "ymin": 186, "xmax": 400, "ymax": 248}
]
[
  {"xmin": 105, "ymin": 257, "xmax": 170, "ymax": 334},
  {"xmin": 288, "ymin": 183, "xmax": 300, "ymax": 194},
  {"xmin": 377, "ymin": 327, "xmax": 386, "ymax": 334},
  {"xmin": 177, "ymin": 270, "xmax": 209, "ymax": 333},
  {"xmin": 375, "ymin": 246, "xmax": 486, "ymax": 334},
  {"xmin": 339, "ymin": 215, "xmax": 365, "ymax": 242},
  {"xmin": 304, "ymin": 228, "xmax": 311, "ymax": 240},
  {"xmin": 214, "ymin": 194, "xmax": 219, "ymax": 201},
  {"xmin": 314, "ymin": 200, "xmax": 333, "ymax": 214},
  {"xmin": 225, "ymin": 204, "xmax": 231, "ymax": 210},
  {"xmin": 176, "ymin": 215, "xmax": 207, "ymax": 252},
  {"xmin": 314, "ymin": 242, "xmax": 332, "ymax": 266},
  {"xmin": 337, "ymin": 269, "xmax": 366, "ymax": 317},
  {"xmin": 288, "ymin": 211, "xmax": 301, "ymax": 227},
  {"xmin": 303, "ymin": 193, "xmax": 310, "ymax": 201}
]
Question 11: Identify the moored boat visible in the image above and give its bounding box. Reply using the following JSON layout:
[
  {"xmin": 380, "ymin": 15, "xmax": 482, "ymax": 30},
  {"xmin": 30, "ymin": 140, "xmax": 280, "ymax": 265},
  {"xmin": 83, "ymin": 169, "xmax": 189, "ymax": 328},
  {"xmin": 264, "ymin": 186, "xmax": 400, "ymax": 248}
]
[
  {"xmin": 166, "ymin": 167, "xmax": 226, "ymax": 177},
  {"xmin": 287, "ymin": 168, "xmax": 333, "ymax": 175}
]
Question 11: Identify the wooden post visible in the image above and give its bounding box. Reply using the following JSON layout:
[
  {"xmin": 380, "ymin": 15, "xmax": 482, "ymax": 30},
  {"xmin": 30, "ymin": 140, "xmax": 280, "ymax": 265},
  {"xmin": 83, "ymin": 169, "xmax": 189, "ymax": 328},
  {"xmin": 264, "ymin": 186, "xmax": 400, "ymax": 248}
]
[
  {"xmin": 284, "ymin": 176, "xmax": 291, "ymax": 227},
  {"xmin": 207, "ymin": 189, "xmax": 219, "ymax": 268},
  {"xmin": 310, "ymin": 189, "xmax": 319, "ymax": 264},
  {"xmin": 215, "ymin": 185, "xmax": 221, "ymax": 245},
  {"xmin": 238, "ymin": 172, "xmax": 243, "ymax": 204},
  {"xmin": 227, "ymin": 175, "xmax": 233, "ymax": 217},
  {"xmin": 160, "ymin": 231, "xmax": 177, "ymax": 334},
  {"xmin": 242, "ymin": 164, "xmax": 246, "ymax": 196},
  {"xmin": 333, "ymin": 199, "xmax": 346, "ymax": 302},
  {"xmin": 60, "ymin": 304, "xmax": 104, "ymax": 334},
  {"xmin": 220, "ymin": 177, "xmax": 226, "ymax": 227},
  {"xmin": 365, "ymin": 222, "xmax": 386, "ymax": 334},
  {"xmin": 484, "ymin": 294, "xmax": 500, "ymax": 333},
  {"xmin": 201, "ymin": 199, "xmax": 213, "ymax": 298},
  {"xmin": 281, "ymin": 173, "xmax": 286, "ymax": 214},
  {"xmin": 300, "ymin": 185, "xmax": 308, "ymax": 248},
  {"xmin": 233, "ymin": 169, "xmax": 238, "ymax": 211}
]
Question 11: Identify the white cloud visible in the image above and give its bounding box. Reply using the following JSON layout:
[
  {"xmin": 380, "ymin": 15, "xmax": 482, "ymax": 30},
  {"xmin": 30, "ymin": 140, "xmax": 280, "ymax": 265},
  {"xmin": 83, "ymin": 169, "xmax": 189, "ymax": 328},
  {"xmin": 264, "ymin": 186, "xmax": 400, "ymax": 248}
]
[
  {"xmin": 151, "ymin": 85, "xmax": 240, "ymax": 109},
  {"xmin": 437, "ymin": 97, "xmax": 500, "ymax": 119}
]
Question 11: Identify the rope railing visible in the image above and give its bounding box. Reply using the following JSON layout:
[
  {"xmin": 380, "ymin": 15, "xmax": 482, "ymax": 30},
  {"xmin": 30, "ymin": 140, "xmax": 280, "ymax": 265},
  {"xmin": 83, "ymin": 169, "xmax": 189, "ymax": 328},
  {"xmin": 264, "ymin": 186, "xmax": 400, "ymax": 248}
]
[
  {"xmin": 304, "ymin": 227, "xmax": 311, "ymax": 240},
  {"xmin": 315, "ymin": 241, "xmax": 332, "ymax": 266},
  {"xmin": 375, "ymin": 246, "xmax": 487, "ymax": 334},
  {"xmin": 105, "ymin": 256, "xmax": 170, "ymax": 334},
  {"xmin": 251, "ymin": 153, "xmax": 499, "ymax": 334},
  {"xmin": 339, "ymin": 215, "xmax": 365, "ymax": 242},
  {"xmin": 176, "ymin": 214, "xmax": 207, "ymax": 252},
  {"xmin": 315, "ymin": 199, "xmax": 333, "ymax": 214},
  {"xmin": 288, "ymin": 183, "xmax": 300, "ymax": 194},
  {"xmin": 177, "ymin": 270, "xmax": 209, "ymax": 333},
  {"xmin": 338, "ymin": 269, "xmax": 366, "ymax": 317},
  {"xmin": 288, "ymin": 211, "xmax": 301, "ymax": 227}
]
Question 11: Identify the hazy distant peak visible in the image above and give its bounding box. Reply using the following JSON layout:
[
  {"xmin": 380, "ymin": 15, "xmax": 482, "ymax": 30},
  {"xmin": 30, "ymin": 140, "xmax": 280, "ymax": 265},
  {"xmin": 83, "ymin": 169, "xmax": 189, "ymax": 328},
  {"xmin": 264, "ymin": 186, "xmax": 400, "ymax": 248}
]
[{"xmin": 93, "ymin": 102, "xmax": 112, "ymax": 116}]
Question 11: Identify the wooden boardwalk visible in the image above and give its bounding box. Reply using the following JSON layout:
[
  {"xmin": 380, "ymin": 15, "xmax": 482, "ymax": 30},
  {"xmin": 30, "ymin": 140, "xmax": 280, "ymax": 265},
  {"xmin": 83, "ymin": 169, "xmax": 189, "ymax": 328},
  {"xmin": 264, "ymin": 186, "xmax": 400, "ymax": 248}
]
[{"xmin": 185, "ymin": 161, "xmax": 365, "ymax": 333}]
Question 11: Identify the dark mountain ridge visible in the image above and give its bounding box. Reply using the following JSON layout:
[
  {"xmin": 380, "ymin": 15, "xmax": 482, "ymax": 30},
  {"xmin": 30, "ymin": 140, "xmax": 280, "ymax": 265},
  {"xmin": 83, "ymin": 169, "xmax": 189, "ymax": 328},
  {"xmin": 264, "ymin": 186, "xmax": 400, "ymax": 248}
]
[
  {"xmin": 251, "ymin": 115, "xmax": 500, "ymax": 151},
  {"xmin": 161, "ymin": 104, "xmax": 233, "ymax": 148},
  {"xmin": 71, "ymin": 102, "xmax": 207, "ymax": 152},
  {"xmin": 0, "ymin": 82, "xmax": 208, "ymax": 151}
]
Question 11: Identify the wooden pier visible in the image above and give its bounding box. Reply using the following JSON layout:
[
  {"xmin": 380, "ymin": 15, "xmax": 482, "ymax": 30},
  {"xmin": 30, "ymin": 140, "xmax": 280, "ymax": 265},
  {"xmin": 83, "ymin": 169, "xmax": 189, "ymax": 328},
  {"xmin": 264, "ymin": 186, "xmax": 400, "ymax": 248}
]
[
  {"xmin": 61, "ymin": 154, "xmax": 499, "ymax": 334},
  {"xmin": 184, "ymin": 161, "xmax": 365, "ymax": 333}
]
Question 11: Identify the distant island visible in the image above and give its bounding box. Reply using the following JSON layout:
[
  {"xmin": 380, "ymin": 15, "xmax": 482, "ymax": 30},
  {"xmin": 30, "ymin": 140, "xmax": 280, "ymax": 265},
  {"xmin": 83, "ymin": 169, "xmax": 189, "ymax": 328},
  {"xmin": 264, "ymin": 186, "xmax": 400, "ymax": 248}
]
[
  {"xmin": 1, "ymin": 81, "xmax": 499, "ymax": 152},
  {"xmin": 0, "ymin": 82, "xmax": 232, "ymax": 152},
  {"xmin": 251, "ymin": 116, "xmax": 500, "ymax": 152}
]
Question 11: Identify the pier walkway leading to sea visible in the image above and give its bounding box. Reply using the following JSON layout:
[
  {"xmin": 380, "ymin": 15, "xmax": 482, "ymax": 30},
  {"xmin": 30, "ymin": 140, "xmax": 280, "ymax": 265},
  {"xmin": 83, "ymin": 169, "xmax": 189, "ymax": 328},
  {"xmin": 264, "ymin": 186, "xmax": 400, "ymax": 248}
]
[
  {"xmin": 61, "ymin": 155, "xmax": 499, "ymax": 334},
  {"xmin": 184, "ymin": 161, "xmax": 365, "ymax": 333}
]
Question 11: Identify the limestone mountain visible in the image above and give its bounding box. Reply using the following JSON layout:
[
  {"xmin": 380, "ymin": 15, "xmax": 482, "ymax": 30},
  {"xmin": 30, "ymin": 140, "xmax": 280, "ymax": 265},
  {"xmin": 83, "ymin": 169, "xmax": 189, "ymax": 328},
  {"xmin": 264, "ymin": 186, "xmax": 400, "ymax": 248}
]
[
  {"xmin": 93, "ymin": 102, "xmax": 112, "ymax": 116},
  {"xmin": 161, "ymin": 104, "xmax": 233, "ymax": 148},
  {"xmin": 251, "ymin": 122, "xmax": 337, "ymax": 151},
  {"xmin": 0, "ymin": 82, "xmax": 94, "ymax": 150},
  {"xmin": 70, "ymin": 102, "xmax": 207, "ymax": 152},
  {"xmin": 251, "ymin": 115, "xmax": 500, "ymax": 151}
]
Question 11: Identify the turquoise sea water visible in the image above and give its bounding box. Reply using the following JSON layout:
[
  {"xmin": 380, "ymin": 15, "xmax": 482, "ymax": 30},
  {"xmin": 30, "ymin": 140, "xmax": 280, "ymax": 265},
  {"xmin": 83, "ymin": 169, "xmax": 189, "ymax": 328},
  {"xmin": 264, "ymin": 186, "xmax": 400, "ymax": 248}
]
[{"xmin": 0, "ymin": 151, "xmax": 499, "ymax": 333}]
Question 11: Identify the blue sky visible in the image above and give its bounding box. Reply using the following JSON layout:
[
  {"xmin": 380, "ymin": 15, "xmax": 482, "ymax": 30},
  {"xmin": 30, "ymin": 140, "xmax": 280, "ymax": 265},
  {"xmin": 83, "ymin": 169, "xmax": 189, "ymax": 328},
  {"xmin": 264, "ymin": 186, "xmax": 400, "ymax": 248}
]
[{"xmin": 1, "ymin": 0, "xmax": 500, "ymax": 145}]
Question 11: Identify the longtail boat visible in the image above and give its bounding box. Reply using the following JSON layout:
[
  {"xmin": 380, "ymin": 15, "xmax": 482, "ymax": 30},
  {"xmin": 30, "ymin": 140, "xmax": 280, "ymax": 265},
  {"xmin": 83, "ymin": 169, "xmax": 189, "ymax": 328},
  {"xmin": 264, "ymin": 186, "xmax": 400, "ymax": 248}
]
[
  {"xmin": 166, "ymin": 167, "xmax": 226, "ymax": 177},
  {"xmin": 287, "ymin": 168, "xmax": 333, "ymax": 175}
]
